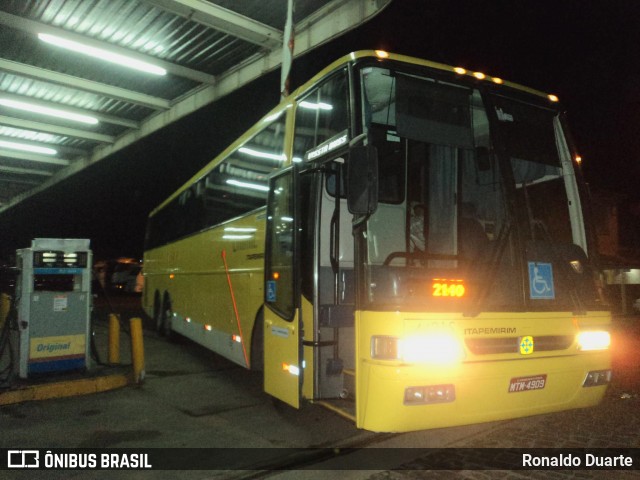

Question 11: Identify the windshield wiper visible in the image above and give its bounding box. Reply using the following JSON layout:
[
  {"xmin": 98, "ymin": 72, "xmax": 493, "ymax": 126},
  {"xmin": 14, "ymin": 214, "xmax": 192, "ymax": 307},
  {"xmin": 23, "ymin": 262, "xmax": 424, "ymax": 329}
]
[{"xmin": 463, "ymin": 220, "xmax": 512, "ymax": 317}]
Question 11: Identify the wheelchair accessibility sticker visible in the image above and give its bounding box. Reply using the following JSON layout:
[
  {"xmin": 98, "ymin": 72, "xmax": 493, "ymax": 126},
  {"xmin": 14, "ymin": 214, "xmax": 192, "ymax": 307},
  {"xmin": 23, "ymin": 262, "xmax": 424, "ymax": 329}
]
[
  {"xmin": 528, "ymin": 262, "xmax": 555, "ymax": 300},
  {"xmin": 266, "ymin": 280, "xmax": 277, "ymax": 302}
]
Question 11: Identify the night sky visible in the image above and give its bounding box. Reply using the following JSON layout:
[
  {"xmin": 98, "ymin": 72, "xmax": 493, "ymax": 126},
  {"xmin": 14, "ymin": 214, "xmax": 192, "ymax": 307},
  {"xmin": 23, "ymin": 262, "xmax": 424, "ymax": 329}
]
[{"xmin": 1, "ymin": 0, "xmax": 639, "ymax": 261}]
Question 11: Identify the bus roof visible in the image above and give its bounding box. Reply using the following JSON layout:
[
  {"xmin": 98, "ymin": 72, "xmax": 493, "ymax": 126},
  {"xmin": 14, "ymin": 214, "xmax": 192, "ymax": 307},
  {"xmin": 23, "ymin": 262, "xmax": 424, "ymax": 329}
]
[{"xmin": 150, "ymin": 50, "xmax": 556, "ymax": 217}]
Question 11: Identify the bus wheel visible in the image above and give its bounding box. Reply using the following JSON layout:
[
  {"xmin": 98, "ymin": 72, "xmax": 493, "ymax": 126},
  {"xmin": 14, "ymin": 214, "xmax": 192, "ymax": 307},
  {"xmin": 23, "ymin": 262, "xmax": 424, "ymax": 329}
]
[{"xmin": 161, "ymin": 294, "xmax": 174, "ymax": 339}]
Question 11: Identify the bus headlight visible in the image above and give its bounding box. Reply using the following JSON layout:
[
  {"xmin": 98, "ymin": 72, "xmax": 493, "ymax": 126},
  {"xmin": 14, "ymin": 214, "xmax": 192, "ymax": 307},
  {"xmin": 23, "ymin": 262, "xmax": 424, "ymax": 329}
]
[
  {"xmin": 577, "ymin": 331, "xmax": 610, "ymax": 351},
  {"xmin": 400, "ymin": 334, "xmax": 465, "ymax": 364},
  {"xmin": 371, "ymin": 333, "xmax": 464, "ymax": 364}
]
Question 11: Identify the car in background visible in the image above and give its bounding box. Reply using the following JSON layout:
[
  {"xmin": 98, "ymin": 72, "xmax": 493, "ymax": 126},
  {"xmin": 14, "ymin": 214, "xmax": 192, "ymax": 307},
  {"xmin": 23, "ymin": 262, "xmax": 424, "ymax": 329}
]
[{"xmin": 111, "ymin": 260, "xmax": 144, "ymax": 294}]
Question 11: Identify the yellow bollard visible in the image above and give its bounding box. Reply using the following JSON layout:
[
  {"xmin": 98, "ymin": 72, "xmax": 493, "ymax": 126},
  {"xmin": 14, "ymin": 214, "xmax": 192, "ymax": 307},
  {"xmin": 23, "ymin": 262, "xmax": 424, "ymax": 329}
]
[
  {"xmin": 130, "ymin": 317, "xmax": 145, "ymax": 384},
  {"xmin": 108, "ymin": 313, "xmax": 120, "ymax": 365},
  {"xmin": 0, "ymin": 293, "xmax": 10, "ymax": 330}
]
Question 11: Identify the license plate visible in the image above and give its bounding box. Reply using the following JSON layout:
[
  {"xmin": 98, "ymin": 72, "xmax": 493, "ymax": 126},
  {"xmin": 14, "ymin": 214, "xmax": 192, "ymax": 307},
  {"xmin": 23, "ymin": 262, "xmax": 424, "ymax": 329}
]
[{"xmin": 508, "ymin": 374, "xmax": 547, "ymax": 393}]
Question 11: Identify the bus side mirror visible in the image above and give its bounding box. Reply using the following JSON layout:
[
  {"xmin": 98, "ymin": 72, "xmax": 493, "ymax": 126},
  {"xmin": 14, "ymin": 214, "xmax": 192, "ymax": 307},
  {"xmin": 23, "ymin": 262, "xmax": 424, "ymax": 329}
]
[{"xmin": 347, "ymin": 145, "xmax": 378, "ymax": 215}]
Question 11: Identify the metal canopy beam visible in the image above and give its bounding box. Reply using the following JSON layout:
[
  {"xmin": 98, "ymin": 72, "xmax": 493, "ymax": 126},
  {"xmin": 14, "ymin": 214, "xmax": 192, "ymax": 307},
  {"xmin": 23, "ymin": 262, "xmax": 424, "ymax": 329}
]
[
  {"xmin": 0, "ymin": 164, "xmax": 55, "ymax": 176},
  {"xmin": 145, "ymin": 0, "xmax": 283, "ymax": 49},
  {"xmin": 0, "ymin": 92, "xmax": 138, "ymax": 129},
  {"xmin": 0, "ymin": 116, "xmax": 115, "ymax": 144},
  {"xmin": 0, "ymin": 176, "xmax": 40, "ymax": 184},
  {"xmin": 0, "ymin": 148, "xmax": 71, "ymax": 166},
  {"xmin": 0, "ymin": 59, "xmax": 170, "ymax": 110}
]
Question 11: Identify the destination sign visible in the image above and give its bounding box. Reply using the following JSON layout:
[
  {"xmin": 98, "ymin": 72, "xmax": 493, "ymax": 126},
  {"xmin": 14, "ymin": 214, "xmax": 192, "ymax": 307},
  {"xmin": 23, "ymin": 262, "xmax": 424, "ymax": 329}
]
[{"xmin": 305, "ymin": 130, "xmax": 349, "ymax": 161}]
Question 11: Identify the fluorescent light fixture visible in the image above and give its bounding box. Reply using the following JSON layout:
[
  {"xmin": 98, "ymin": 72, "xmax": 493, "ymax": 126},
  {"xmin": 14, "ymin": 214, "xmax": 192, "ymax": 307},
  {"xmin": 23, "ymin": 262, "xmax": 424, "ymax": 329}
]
[
  {"xmin": 224, "ymin": 227, "xmax": 257, "ymax": 232},
  {"xmin": 38, "ymin": 33, "xmax": 167, "ymax": 76},
  {"xmin": 239, "ymin": 147, "xmax": 285, "ymax": 162},
  {"xmin": 299, "ymin": 101, "xmax": 333, "ymax": 110},
  {"xmin": 0, "ymin": 98, "xmax": 99, "ymax": 125},
  {"xmin": 0, "ymin": 139, "xmax": 57, "ymax": 155},
  {"xmin": 223, "ymin": 234, "xmax": 253, "ymax": 240},
  {"xmin": 226, "ymin": 179, "xmax": 269, "ymax": 192}
]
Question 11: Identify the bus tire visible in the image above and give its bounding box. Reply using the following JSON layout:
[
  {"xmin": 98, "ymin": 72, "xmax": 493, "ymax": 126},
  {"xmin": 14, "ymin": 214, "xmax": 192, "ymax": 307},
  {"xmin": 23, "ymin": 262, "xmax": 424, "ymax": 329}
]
[{"xmin": 161, "ymin": 293, "xmax": 174, "ymax": 340}]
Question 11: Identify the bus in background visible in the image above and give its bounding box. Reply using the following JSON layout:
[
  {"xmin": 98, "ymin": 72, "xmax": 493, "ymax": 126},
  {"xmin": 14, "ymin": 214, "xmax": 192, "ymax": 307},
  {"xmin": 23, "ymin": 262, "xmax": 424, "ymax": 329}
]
[{"xmin": 142, "ymin": 51, "xmax": 611, "ymax": 432}]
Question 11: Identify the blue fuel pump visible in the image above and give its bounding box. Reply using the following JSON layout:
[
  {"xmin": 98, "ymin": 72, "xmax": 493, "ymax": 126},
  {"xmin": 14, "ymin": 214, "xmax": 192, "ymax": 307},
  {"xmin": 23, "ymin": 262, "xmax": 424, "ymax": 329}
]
[{"xmin": 15, "ymin": 238, "xmax": 92, "ymax": 378}]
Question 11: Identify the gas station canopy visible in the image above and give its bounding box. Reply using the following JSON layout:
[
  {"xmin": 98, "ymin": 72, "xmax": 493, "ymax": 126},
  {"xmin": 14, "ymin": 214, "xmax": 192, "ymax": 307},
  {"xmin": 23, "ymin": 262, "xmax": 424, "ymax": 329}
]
[{"xmin": 0, "ymin": 0, "xmax": 391, "ymax": 212}]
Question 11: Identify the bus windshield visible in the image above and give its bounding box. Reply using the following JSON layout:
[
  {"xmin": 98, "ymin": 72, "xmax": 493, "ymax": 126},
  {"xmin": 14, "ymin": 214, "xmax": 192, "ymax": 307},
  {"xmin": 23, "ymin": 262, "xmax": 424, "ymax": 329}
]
[{"xmin": 359, "ymin": 66, "xmax": 602, "ymax": 312}]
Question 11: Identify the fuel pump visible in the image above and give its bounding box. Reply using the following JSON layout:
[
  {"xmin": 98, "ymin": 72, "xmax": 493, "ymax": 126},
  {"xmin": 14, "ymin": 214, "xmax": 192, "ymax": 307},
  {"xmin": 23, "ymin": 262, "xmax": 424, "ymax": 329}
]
[{"xmin": 15, "ymin": 238, "xmax": 92, "ymax": 378}]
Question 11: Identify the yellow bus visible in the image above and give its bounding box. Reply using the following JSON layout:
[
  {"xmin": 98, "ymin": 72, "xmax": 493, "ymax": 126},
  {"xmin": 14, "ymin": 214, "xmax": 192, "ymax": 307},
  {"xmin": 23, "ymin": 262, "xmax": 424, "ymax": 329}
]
[{"xmin": 142, "ymin": 50, "xmax": 612, "ymax": 432}]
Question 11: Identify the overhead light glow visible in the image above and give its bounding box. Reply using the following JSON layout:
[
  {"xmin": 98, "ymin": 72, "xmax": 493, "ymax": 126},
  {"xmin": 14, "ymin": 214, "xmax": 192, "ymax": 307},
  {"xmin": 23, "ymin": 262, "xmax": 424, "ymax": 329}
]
[
  {"xmin": 473, "ymin": 72, "xmax": 486, "ymax": 80},
  {"xmin": 223, "ymin": 234, "xmax": 252, "ymax": 240},
  {"xmin": 299, "ymin": 101, "xmax": 333, "ymax": 111},
  {"xmin": 375, "ymin": 50, "xmax": 390, "ymax": 58},
  {"xmin": 454, "ymin": 67, "xmax": 467, "ymax": 75},
  {"xmin": 226, "ymin": 179, "xmax": 269, "ymax": 192},
  {"xmin": 224, "ymin": 227, "xmax": 257, "ymax": 232},
  {"xmin": 238, "ymin": 147, "xmax": 285, "ymax": 162},
  {"xmin": 263, "ymin": 111, "xmax": 284, "ymax": 123},
  {"xmin": 0, "ymin": 139, "xmax": 57, "ymax": 155},
  {"xmin": 492, "ymin": 77, "xmax": 504, "ymax": 84},
  {"xmin": 0, "ymin": 98, "xmax": 99, "ymax": 125},
  {"xmin": 548, "ymin": 94, "xmax": 559, "ymax": 102},
  {"xmin": 38, "ymin": 33, "xmax": 167, "ymax": 76}
]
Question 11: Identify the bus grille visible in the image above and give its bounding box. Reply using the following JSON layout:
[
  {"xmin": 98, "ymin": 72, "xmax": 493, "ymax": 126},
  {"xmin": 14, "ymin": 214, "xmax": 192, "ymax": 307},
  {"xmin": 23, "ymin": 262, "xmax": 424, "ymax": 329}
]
[{"xmin": 465, "ymin": 335, "xmax": 574, "ymax": 355}]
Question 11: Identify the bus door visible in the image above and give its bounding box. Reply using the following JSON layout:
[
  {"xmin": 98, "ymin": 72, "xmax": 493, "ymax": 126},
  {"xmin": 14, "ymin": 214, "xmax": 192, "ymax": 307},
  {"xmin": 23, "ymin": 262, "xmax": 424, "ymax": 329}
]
[
  {"xmin": 264, "ymin": 168, "xmax": 302, "ymax": 408},
  {"xmin": 313, "ymin": 159, "xmax": 356, "ymax": 412}
]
